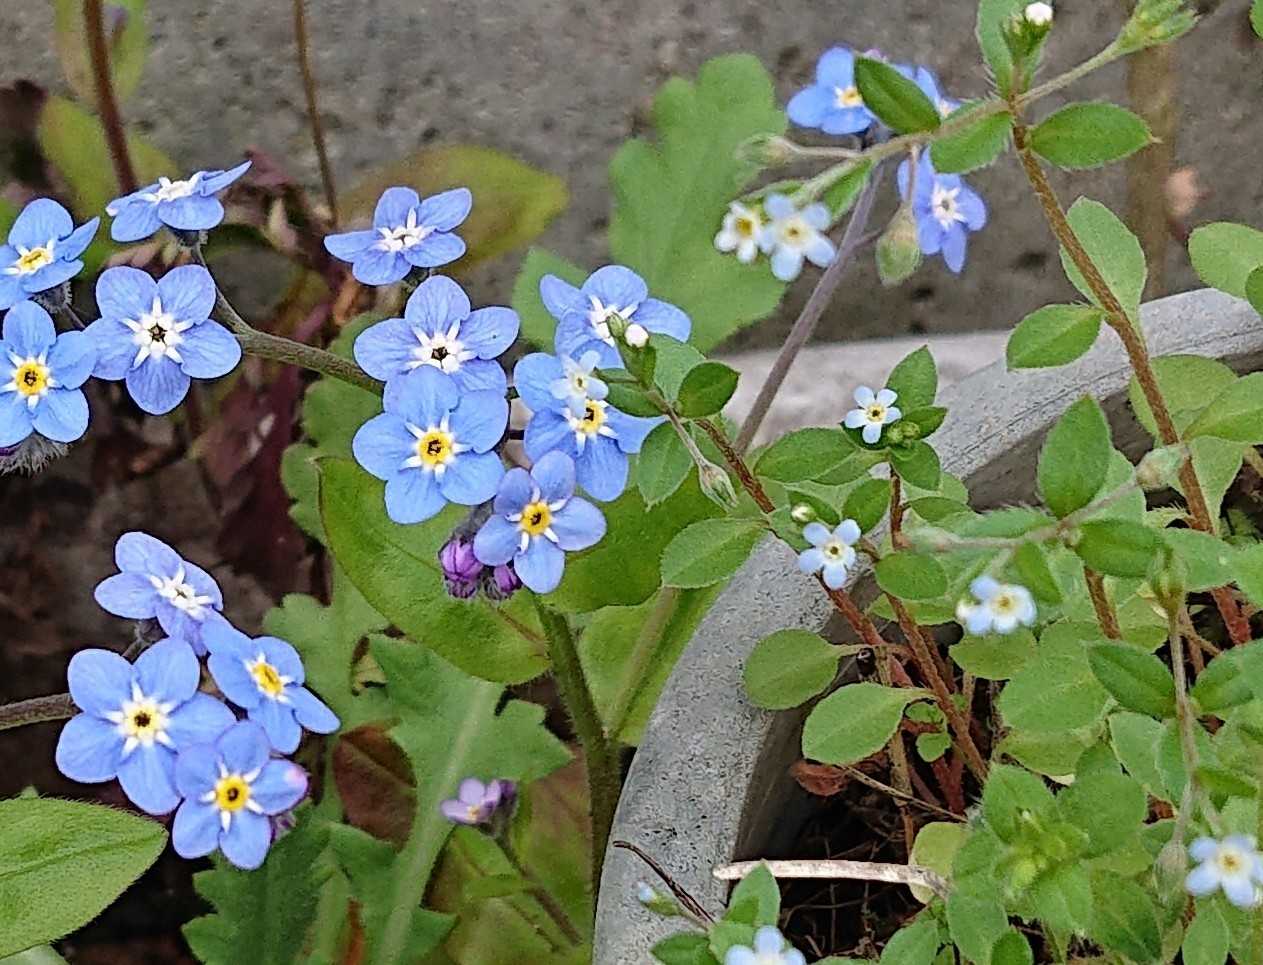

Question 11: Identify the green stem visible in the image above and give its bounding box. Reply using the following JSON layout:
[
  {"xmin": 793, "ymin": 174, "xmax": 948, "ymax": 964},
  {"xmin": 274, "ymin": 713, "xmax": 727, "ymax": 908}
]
[
  {"xmin": 501, "ymin": 838, "xmax": 584, "ymax": 946},
  {"xmin": 603, "ymin": 587, "xmax": 680, "ymax": 740},
  {"xmin": 533, "ymin": 598, "xmax": 621, "ymax": 907}
]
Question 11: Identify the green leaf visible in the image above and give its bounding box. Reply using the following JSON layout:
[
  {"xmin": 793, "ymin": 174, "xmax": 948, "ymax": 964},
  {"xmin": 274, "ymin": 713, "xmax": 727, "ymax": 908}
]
[
  {"xmin": 54, "ymin": 0, "xmax": 148, "ymax": 102},
  {"xmin": 1074, "ymin": 519, "xmax": 1162, "ymax": 578},
  {"xmin": 1190, "ymin": 648, "xmax": 1257, "ymax": 716},
  {"xmin": 637, "ymin": 422, "xmax": 694, "ymax": 507},
  {"xmin": 653, "ymin": 932, "xmax": 720, "ymax": 965},
  {"xmin": 886, "ymin": 346, "xmax": 939, "ymax": 410},
  {"xmin": 823, "ymin": 162, "xmax": 873, "ymax": 219},
  {"xmin": 1028, "ymin": 865, "xmax": 1094, "ymax": 935},
  {"xmin": 1060, "ymin": 199, "xmax": 1147, "ymax": 321},
  {"xmin": 1163, "ymin": 528, "xmax": 1237, "ymax": 592},
  {"xmin": 916, "ymin": 731, "xmax": 950, "ymax": 762},
  {"xmin": 1183, "ymin": 903, "xmax": 1230, "ymax": 965},
  {"xmin": 709, "ymin": 921, "xmax": 757, "ymax": 960},
  {"xmin": 998, "ymin": 624, "xmax": 1110, "ymax": 733},
  {"xmin": 1254, "ymin": 0, "xmax": 1263, "ymax": 38},
  {"xmin": 931, "ymin": 104, "xmax": 1013, "ymax": 174},
  {"xmin": 0, "ymin": 798, "xmax": 167, "ymax": 957},
  {"xmin": 1089, "ymin": 644, "xmax": 1176, "ymax": 718},
  {"xmin": 950, "ymin": 629, "xmax": 1037, "ymax": 680},
  {"xmin": 744, "ymin": 630, "xmax": 844, "ymax": 710},
  {"xmin": 725, "ymin": 864, "xmax": 780, "ymax": 927},
  {"xmin": 1128, "ymin": 354, "xmax": 1238, "ymax": 438},
  {"xmin": 1013, "ymin": 542, "xmax": 1063, "ymax": 603},
  {"xmin": 676, "ymin": 362, "xmax": 739, "ymax": 418},
  {"xmin": 1006, "ymin": 304, "xmax": 1104, "ymax": 369},
  {"xmin": 1108, "ymin": 711, "xmax": 1167, "ymax": 799},
  {"xmin": 990, "ymin": 930, "xmax": 1034, "ymax": 965},
  {"xmin": 603, "ymin": 377, "xmax": 665, "ymax": 417},
  {"xmin": 511, "ymin": 248, "xmax": 587, "ymax": 349},
  {"xmin": 890, "ymin": 441, "xmax": 942, "ymax": 491},
  {"xmin": 1037, "ymin": 396, "xmax": 1111, "ymax": 518},
  {"xmin": 1247, "ymin": 265, "xmax": 1263, "ymax": 317},
  {"xmin": 875, "ymin": 552, "xmax": 948, "ymax": 601},
  {"xmin": 661, "ymin": 517, "xmax": 766, "ymax": 589},
  {"xmin": 844, "ymin": 478, "xmax": 892, "ymax": 533},
  {"xmin": 1186, "ymin": 373, "xmax": 1263, "ymax": 443},
  {"xmin": 1188, "ymin": 222, "xmax": 1263, "ymax": 298},
  {"xmin": 976, "ymin": 0, "xmax": 1026, "ymax": 96},
  {"xmin": 755, "ymin": 428, "xmax": 852, "ymax": 482},
  {"xmin": 946, "ymin": 887, "xmax": 1008, "ymax": 963},
  {"xmin": 982, "ymin": 764, "xmax": 1056, "ymax": 842},
  {"xmin": 1057, "ymin": 769, "xmax": 1147, "ymax": 856},
  {"xmin": 910, "ymin": 823, "xmax": 969, "ymax": 903},
  {"xmin": 342, "ymin": 144, "xmax": 568, "ymax": 275},
  {"xmin": 854, "ymin": 58, "xmax": 941, "ymax": 134},
  {"xmin": 878, "ymin": 915, "xmax": 942, "ymax": 965},
  {"xmin": 802, "ymin": 683, "xmax": 929, "ymax": 767},
  {"xmin": 1087, "ymin": 871, "xmax": 1162, "ymax": 963},
  {"xmin": 1029, "ymin": 103, "xmax": 1152, "ymax": 170},
  {"xmin": 318, "ymin": 458, "xmax": 548, "ymax": 683},
  {"xmin": 609, "ymin": 54, "xmax": 788, "ymax": 351},
  {"xmin": 182, "ymin": 810, "xmax": 333, "ymax": 965},
  {"xmin": 1233, "ymin": 542, "xmax": 1263, "ymax": 609}
]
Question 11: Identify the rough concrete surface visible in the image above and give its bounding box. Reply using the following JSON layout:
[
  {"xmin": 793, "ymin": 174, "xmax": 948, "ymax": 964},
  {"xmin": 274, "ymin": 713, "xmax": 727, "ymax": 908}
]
[{"xmin": 3, "ymin": 2, "xmax": 1262, "ymax": 350}]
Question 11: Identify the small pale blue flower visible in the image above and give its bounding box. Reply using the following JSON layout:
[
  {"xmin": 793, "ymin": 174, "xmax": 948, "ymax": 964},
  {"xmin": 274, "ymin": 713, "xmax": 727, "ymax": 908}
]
[
  {"xmin": 514, "ymin": 352, "xmax": 659, "ymax": 502},
  {"xmin": 956, "ymin": 576, "xmax": 1036, "ymax": 635},
  {"xmin": 541, "ymin": 266, "xmax": 691, "ymax": 369},
  {"xmin": 353, "ymin": 274, "xmax": 518, "ymax": 394},
  {"xmin": 93, "ymin": 531, "xmax": 226, "ymax": 654},
  {"xmin": 54, "ymin": 638, "xmax": 235, "ymax": 816},
  {"xmin": 172, "ymin": 720, "xmax": 309, "ymax": 870},
  {"xmin": 798, "ymin": 519, "xmax": 861, "ymax": 590},
  {"xmin": 324, "ymin": 186, "xmax": 471, "ymax": 285},
  {"xmin": 787, "ymin": 47, "xmax": 876, "ymax": 136},
  {"xmin": 105, "ymin": 160, "xmax": 251, "ymax": 242},
  {"xmin": 898, "ymin": 153, "xmax": 987, "ymax": 274},
  {"xmin": 1186, "ymin": 836, "xmax": 1263, "ymax": 909},
  {"xmin": 0, "ymin": 199, "xmax": 99, "ymax": 309},
  {"xmin": 473, "ymin": 451, "xmax": 605, "ymax": 593},
  {"xmin": 724, "ymin": 925, "xmax": 806, "ymax": 965},
  {"xmin": 549, "ymin": 350, "xmax": 607, "ymax": 417},
  {"xmin": 84, "ymin": 265, "xmax": 241, "ymax": 415},
  {"xmin": 844, "ymin": 386, "xmax": 901, "ymax": 445},
  {"xmin": 204, "ymin": 621, "xmax": 340, "ymax": 754},
  {"xmin": 914, "ymin": 67, "xmax": 961, "ymax": 120},
  {"xmin": 352, "ymin": 365, "xmax": 507, "ymax": 524},
  {"xmin": 0, "ymin": 301, "xmax": 95, "ymax": 447},
  {"xmin": 758, "ymin": 195, "xmax": 835, "ymax": 282}
]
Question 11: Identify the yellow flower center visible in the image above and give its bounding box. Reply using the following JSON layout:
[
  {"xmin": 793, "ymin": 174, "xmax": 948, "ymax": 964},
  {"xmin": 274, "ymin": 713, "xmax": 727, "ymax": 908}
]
[
  {"xmin": 416, "ymin": 428, "xmax": 454, "ymax": 468},
  {"xmin": 214, "ymin": 775, "xmax": 252, "ymax": 813},
  {"xmin": 834, "ymin": 85, "xmax": 864, "ymax": 108},
  {"xmin": 14, "ymin": 361, "xmax": 49, "ymax": 397},
  {"xmin": 251, "ymin": 660, "xmax": 285, "ymax": 697},
  {"xmin": 14, "ymin": 246, "xmax": 53, "ymax": 274},
  {"xmin": 991, "ymin": 592, "xmax": 1019, "ymax": 616},
  {"xmin": 121, "ymin": 701, "xmax": 167, "ymax": 742},
  {"xmin": 735, "ymin": 215, "xmax": 758, "ymax": 239},
  {"xmin": 520, "ymin": 500, "xmax": 553, "ymax": 537},
  {"xmin": 866, "ymin": 404, "xmax": 886, "ymax": 421},
  {"xmin": 574, "ymin": 400, "xmax": 607, "ymax": 437}
]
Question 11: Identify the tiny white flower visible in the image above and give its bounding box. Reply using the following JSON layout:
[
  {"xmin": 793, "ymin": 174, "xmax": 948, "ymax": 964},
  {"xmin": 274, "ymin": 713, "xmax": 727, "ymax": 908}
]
[
  {"xmin": 956, "ymin": 576, "xmax": 1036, "ymax": 635},
  {"xmin": 1186, "ymin": 836, "xmax": 1263, "ymax": 909},
  {"xmin": 715, "ymin": 202, "xmax": 764, "ymax": 264},
  {"xmin": 758, "ymin": 194, "xmax": 836, "ymax": 282},
  {"xmin": 844, "ymin": 386, "xmax": 901, "ymax": 445},
  {"xmin": 624, "ymin": 322, "xmax": 650, "ymax": 348},
  {"xmin": 798, "ymin": 519, "xmax": 862, "ymax": 590},
  {"xmin": 1024, "ymin": 2, "xmax": 1053, "ymax": 26},
  {"xmin": 724, "ymin": 925, "xmax": 806, "ymax": 965}
]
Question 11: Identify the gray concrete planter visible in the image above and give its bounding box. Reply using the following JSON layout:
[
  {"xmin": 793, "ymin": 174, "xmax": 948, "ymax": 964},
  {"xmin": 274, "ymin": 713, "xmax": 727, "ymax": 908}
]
[{"xmin": 594, "ymin": 289, "xmax": 1263, "ymax": 962}]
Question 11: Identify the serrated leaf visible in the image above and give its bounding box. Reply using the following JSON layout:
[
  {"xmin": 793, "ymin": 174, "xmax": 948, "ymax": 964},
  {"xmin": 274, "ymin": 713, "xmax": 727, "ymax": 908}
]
[
  {"xmin": 637, "ymin": 422, "xmax": 694, "ymax": 506},
  {"xmin": 54, "ymin": 0, "xmax": 147, "ymax": 103},
  {"xmin": 931, "ymin": 104, "xmax": 1012, "ymax": 174},
  {"xmin": 511, "ymin": 248, "xmax": 587, "ymax": 349},
  {"xmin": 1038, "ymin": 396, "xmax": 1111, "ymax": 518},
  {"xmin": 1029, "ymin": 103, "xmax": 1152, "ymax": 170},
  {"xmin": 661, "ymin": 517, "xmax": 766, "ymax": 588},
  {"xmin": 744, "ymin": 629, "xmax": 844, "ymax": 710},
  {"xmin": 1186, "ymin": 373, "xmax": 1263, "ymax": 443},
  {"xmin": 1188, "ymin": 222, "xmax": 1263, "ymax": 298},
  {"xmin": 609, "ymin": 54, "xmax": 788, "ymax": 351},
  {"xmin": 1074, "ymin": 518, "xmax": 1162, "ymax": 578},
  {"xmin": 1060, "ymin": 198, "xmax": 1147, "ymax": 321},
  {"xmin": 854, "ymin": 58, "xmax": 941, "ymax": 134},
  {"xmin": 676, "ymin": 361, "xmax": 739, "ymax": 417},
  {"xmin": 803, "ymin": 683, "xmax": 930, "ymax": 767},
  {"xmin": 1006, "ymin": 304, "xmax": 1104, "ymax": 369},
  {"xmin": 755, "ymin": 427, "xmax": 853, "ymax": 482}
]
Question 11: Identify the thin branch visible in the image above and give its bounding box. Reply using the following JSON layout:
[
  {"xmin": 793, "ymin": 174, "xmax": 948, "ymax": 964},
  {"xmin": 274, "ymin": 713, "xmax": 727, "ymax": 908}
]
[
  {"xmin": 84, "ymin": 0, "xmax": 137, "ymax": 194},
  {"xmin": 1085, "ymin": 569, "xmax": 1123, "ymax": 639},
  {"xmin": 613, "ymin": 840, "xmax": 716, "ymax": 925},
  {"xmin": 714, "ymin": 859, "xmax": 950, "ymax": 901},
  {"xmin": 839, "ymin": 764, "xmax": 964, "ymax": 821},
  {"xmin": 0, "ymin": 694, "xmax": 76, "ymax": 732},
  {"xmin": 292, "ymin": 0, "xmax": 339, "ymax": 227}
]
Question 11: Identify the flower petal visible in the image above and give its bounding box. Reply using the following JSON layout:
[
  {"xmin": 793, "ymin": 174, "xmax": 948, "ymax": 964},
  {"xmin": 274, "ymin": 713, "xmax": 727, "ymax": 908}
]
[
  {"xmin": 633, "ymin": 298, "xmax": 691, "ymax": 343},
  {"xmin": 384, "ymin": 365, "xmax": 459, "ymax": 427},
  {"xmin": 583, "ymin": 265, "xmax": 648, "ymax": 310},
  {"xmin": 515, "ymin": 537, "xmax": 565, "ymax": 593},
  {"xmin": 550, "ymin": 497, "xmax": 605, "ymax": 551},
  {"xmin": 117, "ymin": 745, "xmax": 181, "ymax": 815},
  {"xmin": 531, "ymin": 450, "xmax": 576, "ymax": 503},
  {"xmin": 174, "ymin": 742, "xmax": 220, "ymax": 799},
  {"xmin": 134, "ymin": 637, "xmax": 200, "ymax": 703},
  {"xmin": 85, "ymin": 318, "xmax": 136, "ymax": 381},
  {"xmin": 288, "ymin": 687, "xmax": 340, "ymax": 734},
  {"xmin": 220, "ymin": 810, "xmax": 272, "ymax": 870},
  {"xmin": 604, "ymin": 409, "xmax": 659, "ymax": 454},
  {"xmin": 158, "ymin": 196, "xmax": 225, "ymax": 231},
  {"xmin": 177, "ymin": 321, "xmax": 242, "ymax": 379},
  {"xmin": 172, "ymin": 799, "xmax": 221, "ymax": 859},
  {"xmin": 439, "ymin": 450, "xmax": 505, "ymax": 505},
  {"xmin": 513, "ymin": 353, "xmax": 566, "ymax": 412},
  {"xmin": 110, "ymin": 199, "xmax": 163, "ymax": 243},
  {"xmin": 404, "ymin": 231, "xmax": 465, "ymax": 268},
  {"xmin": 164, "ymin": 692, "xmax": 236, "ymax": 750},
  {"xmin": 114, "ymin": 531, "xmax": 180, "ymax": 575},
  {"xmin": 449, "ymin": 392, "xmax": 509, "ymax": 453},
  {"xmin": 158, "ymin": 264, "xmax": 216, "ymax": 322},
  {"xmin": 787, "ymin": 85, "xmax": 834, "ymax": 128},
  {"xmin": 208, "ymin": 649, "xmax": 263, "ymax": 709},
  {"xmin": 540, "ymin": 274, "xmax": 588, "ymax": 323},
  {"xmin": 251, "ymin": 698, "xmax": 301, "ymax": 754},
  {"xmin": 523, "ymin": 408, "xmax": 576, "ymax": 463},
  {"xmin": 416, "ymin": 188, "xmax": 472, "ymax": 232},
  {"xmin": 60, "ymin": 218, "xmax": 100, "ymax": 260},
  {"xmin": 354, "ymin": 317, "xmax": 417, "ymax": 381},
  {"xmin": 125, "ymin": 357, "xmax": 190, "ymax": 415},
  {"xmin": 30, "ymin": 388, "xmax": 89, "ymax": 443},
  {"xmin": 55, "ymin": 714, "xmax": 123, "ymax": 783},
  {"xmin": 474, "ymin": 514, "xmax": 521, "ymax": 566},
  {"xmin": 815, "ymin": 47, "xmax": 855, "ymax": 88},
  {"xmin": 250, "ymin": 759, "xmax": 310, "ymax": 813},
  {"xmin": 452, "ymin": 359, "xmax": 507, "ymax": 394},
  {"xmin": 8, "ymin": 199, "xmax": 73, "ymax": 249},
  {"xmin": 404, "ymin": 274, "xmax": 471, "ymax": 332},
  {"xmin": 373, "ymin": 187, "xmax": 421, "ymax": 228},
  {"xmin": 352, "ymin": 247, "xmax": 409, "ymax": 286},
  {"xmin": 353, "ymin": 413, "xmax": 416, "ymax": 480},
  {"xmin": 384, "ymin": 468, "xmax": 446, "ymax": 523},
  {"xmin": 575, "ymin": 435, "xmax": 628, "ymax": 502},
  {"xmin": 198, "ymin": 160, "xmax": 252, "ymax": 194},
  {"xmin": 323, "ymin": 229, "xmax": 378, "ymax": 262},
  {"xmin": 459, "ymin": 306, "xmax": 519, "ymax": 359},
  {"xmin": 3, "ymin": 300, "xmax": 57, "ymax": 357},
  {"xmin": 96, "ymin": 265, "xmax": 157, "ymax": 322}
]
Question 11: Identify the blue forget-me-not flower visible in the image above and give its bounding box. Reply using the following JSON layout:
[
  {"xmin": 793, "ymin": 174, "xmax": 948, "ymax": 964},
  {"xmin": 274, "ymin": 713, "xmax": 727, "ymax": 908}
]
[
  {"xmin": 85, "ymin": 265, "xmax": 242, "ymax": 415},
  {"xmin": 724, "ymin": 926, "xmax": 807, "ymax": 965},
  {"xmin": 540, "ymin": 266, "xmax": 691, "ymax": 369},
  {"xmin": 514, "ymin": 352, "xmax": 658, "ymax": 502},
  {"xmin": 913, "ymin": 68, "xmax": 960, "ymax": 120},
  {"xmin": 354, "ymin": 274, "xmax": 518, "ymax": 395},
  {"xmin": 758, "ymin": 194, "xmax": 836, "ymax": 282},
  {"xmin": 324, "ymin": 186, "xmax": 471, "ymax": 285},
  {"xmin": 204, "ymin": 621, "xmax": 339, "ymax": 754},
  {"xmin": 955, "ymin": 576, "xmax": 1036, "ymax": 635},
  {"xmin": 898, "ymin": 153, "xmax": 987, "ymax": 274},
  {"xmin": 105, "ymin": 160, "xmax": 251, "ymax": 242},
  {"xmin": 94, "ymin": 531, "xmax": 226, "ymax": 654},
  {"xmin": 798, "ymin": 520, "xmax": 862, "ymax": 590},
  {"xmin": 0, "ymin": 301, "xmax": 96, "ymax": 447},
  {"xmin": 55, "ymin": 638, "xmax": 235, "ymax": 815},
  {"xmin": 172, "ymin": 720, "xmax": 309, "ymax": 870},
  {"xmin": 787, "ymin": 47, "xmax": 876, "ymax": 136},
  {"xmin": 0, "ymin": 199, "xmax": 99, "ymax": 309},
  {"xmin": 473, "ymin": 451, "xmax": 605, "ymax": 593},
  {"xmin": 352, "ymin": 365, "xmax": 507, "ymax": 524}
]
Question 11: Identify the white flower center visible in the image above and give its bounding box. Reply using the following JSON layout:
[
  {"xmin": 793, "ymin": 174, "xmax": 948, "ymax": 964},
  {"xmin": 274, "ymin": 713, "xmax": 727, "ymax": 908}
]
[
  {"xmin": 408, "ymin": 322, "xmax": 473, "ymax": 374},
  {"xmin": 822, "ymin": 539, "xmax": 854, "ymax": 564},
  {"xmin": 3, "ymin": 352, "xmax": 56, "ymax": 409},
  {"xmin": 6, "ymin": 241, "xmax": 56, "ymax": 276},
  {"xmin": 402, "ymin": 416, "xmax": 467, "ymax": 475},
  {"xmin": 149, "ymin": 564, "xmax": 214, "ymax": 619},
  {"xmin": 989, "ymin": 591, "xmax": 1021, "ymax": 617},
  {"xmin": 1217, "ymin": 848, "xmax": 1249, "ymax": 875},
  {"xmin": 566, "ymin": 397, "xmax": 617, "ymax": 450},
  {"xmin": 587, "ymin": 295, "xmax": 639, "ymax": 345},
  {"xmin": 376, "ymin": 209, "xmax": 433, "ymax": 253},
  {"xmin": 125, "ymin": 295, "xmax": 192, "ymax": 368},
  {"xmin": 105, "ymin": 682, "xmax": 176, "ymax": 755},
  {"xmin": 143, "ymin": 174, "xmax": 202, "ymax": 204},
  {"xmin": 834, "ymin": 85, "xmax": 864, "ymax": 109},
  {"xmin": 931, "ymin": 183, "xmax": 966, "ymax": 229}
]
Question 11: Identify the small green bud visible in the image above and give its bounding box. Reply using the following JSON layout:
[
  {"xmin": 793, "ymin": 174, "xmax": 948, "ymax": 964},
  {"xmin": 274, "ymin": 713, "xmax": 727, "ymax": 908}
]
[
  {"xmin": 605, "ymin": 312, "xmax": 629, "ymax": 341},
  {"xmin": 736, "ymin": 133, "xmax": 796, "ymax": 167},
  {"xmin": 877, "ymin": 203, "xmax": 922, "ymax": 287},
  {"xmin": 1135, "ymin": 445, "xmax": 1185, "ymax": 491},
  {"xmin": 635, "ymin": 881, "xmax": 685, "ymax": 918},
  {"xmin": 1117, "ymin": 0, "xmax": 1196, "ymax": 53},
  {"xmin": 698, "ymin": 460, "xmax": 740, "ymax": 511},
  {"xmin": 790, "ymin": 503, "xmax": 817, "ymax": 525}
]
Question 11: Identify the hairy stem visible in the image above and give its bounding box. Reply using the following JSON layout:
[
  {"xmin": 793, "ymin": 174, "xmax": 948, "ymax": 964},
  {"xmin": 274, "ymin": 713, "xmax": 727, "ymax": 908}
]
[
  {"xmin": 291, "ymin": 0, "xmax": 339, "ymax": 227},
  {"xmin": 603, "ymin": 586, "xmax": 679, "ymax": 741},
  {"xmin": 1084, "ymin": 569, "xmax": 1123, "ymax": 639},
  {"xmin": 502, "ymin": 841, "xmax": 584, "ymax": 946},
  {"xmin": 534, "ymin": 599, "xmax": 621, "ymax": 906},
  {"xmin": 0, "ymin": 693, "xmax": 75, "ymax": 732},
  {"xmin": 84, "ymin": 0, "xmax": 137, "ymax": 194},
  {"xmin": 735, "ymin": 168, "xmax": 883, "ymax": 453}
]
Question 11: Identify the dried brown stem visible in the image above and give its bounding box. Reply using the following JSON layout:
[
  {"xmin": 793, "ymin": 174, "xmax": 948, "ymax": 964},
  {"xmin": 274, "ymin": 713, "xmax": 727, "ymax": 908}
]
[
  {"xmin": 292, "ymin": 0, "xmax": 339, "ymax": 227},
  {"xmin": 85, "ymin": 0, "xmax": 137, "ymax": 194}
]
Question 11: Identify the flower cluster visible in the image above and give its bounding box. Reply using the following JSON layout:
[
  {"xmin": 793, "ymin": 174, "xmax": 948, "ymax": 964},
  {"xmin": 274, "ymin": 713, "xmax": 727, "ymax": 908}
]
[{"xmin": 58, "ymin": 532, "xmax": 339, "ymax": 869}]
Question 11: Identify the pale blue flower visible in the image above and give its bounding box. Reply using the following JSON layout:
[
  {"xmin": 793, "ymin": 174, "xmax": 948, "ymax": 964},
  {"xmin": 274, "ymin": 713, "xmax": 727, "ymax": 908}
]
[
  {"xmin": 1186, "ymin": 836, "xmax": 1263, "ymax": 909},
  {"xmin": 914, "ymin": 67, "xmax": 960, "ymax": 120},
  {"xmin": 324, "ymin": 186, "xmax": 471, "ymax": 285},
  {"xmin": 549, "ymin": 350, "xmax": 607, "ymax": 417},
  {"xmin": 0, "ymin": 301, "xmax": 95, "ymax": 447},
  {"xmin": 106, "ymin": 161, "xmax": 251, "ymax": 242},
  {"xmin": 758, "ymin": 194, "xmax": 835, "ymax": 282},
  {"xmin": 0, "ymin": 199, "xmax": 99, "ymax": 309},
  {"xmin": 844, "ymin": 386, "xmax": 901, "ymax": 445},
  {"xmin": 798, "ymin": 520, "xmax": 861, "ymax": 589},
  {"xmin": 955, "ymin": 577, "xmax": 1036, "ymax": 635},
  {"xmin": 898, "ymin": 153, "xmax": 987, "ymax": 274},
  {"xmin": 787, "ymin": 47, "xmax": 876, "ymax": 136},
  {"xmin": 724, "ymin": 925, "xmax": 806, "ymax": 965}
]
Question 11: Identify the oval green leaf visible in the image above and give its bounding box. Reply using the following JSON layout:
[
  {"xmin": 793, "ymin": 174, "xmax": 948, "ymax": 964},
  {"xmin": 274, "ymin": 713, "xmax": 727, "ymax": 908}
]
[
  {"xmin": 1006, "ymin": 304, "xmax": 1104, "ymax": 369},
  {"xmin": 1029, "ymin": 103, "xmax": 1152, "ymax": 170},
  {"xmin": 743, "ymin": 630, "xmax": 844, "ymax": 710},
  {"xmin": 661, "ymin": 518, "xmax": 766, "ymax": 589},
  {"xmin": 802, "ymin": 682, "xmax": 929, "ymax": 766}
]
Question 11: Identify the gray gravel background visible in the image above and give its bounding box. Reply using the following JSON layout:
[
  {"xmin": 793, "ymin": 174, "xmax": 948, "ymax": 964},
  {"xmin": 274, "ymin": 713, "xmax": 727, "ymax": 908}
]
[{"xmin": 2, "ymin": 1, "xmax": 1261, "ymax": 349}]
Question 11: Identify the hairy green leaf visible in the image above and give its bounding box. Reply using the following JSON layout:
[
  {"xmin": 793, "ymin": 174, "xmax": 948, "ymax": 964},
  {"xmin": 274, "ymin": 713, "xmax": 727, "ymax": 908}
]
[
  {"xmin": 931, "ymin": 104, "xmax": 1012, "ymax": 174},
  {"xmin": 803, "ymin": 683, "xmax": 929, "ymax": 767},
  {"xmin": 1029, "ymin": 103, "xmax": 1151, "ymax": 170},
  {"xmin": 744, "ymin": 630, "xmax": 844, "ymax": 710},
  {"xmin": 637, "ymin": 422, "xmax": 694, "ymax": 507},
  {"xmin": 1188, "ymin": 222, "xmax": 1263, "ymax": 298},
  {"xmin": 1006, "ymin": 304, "xmax": 1104, "ymax": 369},
  {"xmin": 1060, "ymin": 199, "xmax": 1147, "ymax": 321},
  {"xmin": 1037, "ymin": 396, "xmax": 1111, "ymax": 518},
  {"xmin": 854, "ymin": 58, "xmax": 941, "ymax": 134},
  {"xmin": 661, "ymin": 517, "xmax": 766, "ymax": 588}
]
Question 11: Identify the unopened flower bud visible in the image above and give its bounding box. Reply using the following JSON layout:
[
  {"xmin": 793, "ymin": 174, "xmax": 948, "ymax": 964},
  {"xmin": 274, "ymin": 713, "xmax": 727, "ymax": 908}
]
[
  {"xmin": 605, "ymin": 312, "xmax": 629, "ymax": 341},
  {"xmin": 439, "ymin": 536, "xmax": 483, "ymax": 599},
  {"xmin": 624, "ymin": 322, "xmax": 649, "ymax": 348},
  {"xmin": 484, "ymin": 563, "xmax": 523, "ymax": 602},
  {"xmin": 1024, "ymin": 2, "xmax": 1053, "ymax": 26},
  {"xmin": 1135, "ymin": 445, "xmax": 1185, "ymax": 491},
  {"xmin": 876, "ymin": 204, "xmax": 922, "ymax": 287},
  {"xmin": 1117, "ymin": 0, "xmax": 1195, "ymax": 52},
  {"xmin": 698, "ymin": 460, "xmax": 739, "ymax": 511},
  {"xmin": 736, "ymin": 133, "xmax": 796, "ymax": 167},
  {"xmin": 790, "ymin": 503, "xmax": 817, "ymax": 525}
]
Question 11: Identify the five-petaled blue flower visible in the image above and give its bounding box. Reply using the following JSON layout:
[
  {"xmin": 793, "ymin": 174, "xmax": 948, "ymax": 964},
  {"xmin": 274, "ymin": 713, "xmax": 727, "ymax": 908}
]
[
  {"xmin": 0, "ymin": 301, "xmax": 96, "ymax": 447},
  {"xmin": 914, "ymin": 68, "xmax": 960, "ymax": 120},
  {"xmin": 797, "ymin": 520, "xmax": 862, "ymax": 590},
  {"xmin": 354, "ymin": 274, "xmax": 518, "ymax": 395},
  {"xmin": 352, "ymin": 365, "xmax": 507, "ymax": 524},
  {"xmin": 787, "ymin": 47, "xmax": 877, "ymax": 136},
  {"xmin": 94, "ymin": 531, "xmax": 226, "ymax": 654},
  {"xmin": 204, "ymin": 621, "xmax": 340, "ymax": 754},
  {"xmin": 898, "ymin": 153, "xmax": 987, "ymax": 274},
  {"xmin": 85, "ymin": 265, "xmax": 242, "ymax": 415},
  {"xmin": 324, "ymin": 186, "xmax": 471, "ymax": 285},
  {"xmin": 105, "ymin": 161, "xmax": 252, "ymax": 242},
  {"xmin": 55, "ymin": 638, "xmax": 235, "ymax": 815},
  {"xmin": 540, "ymin": 266, "xmax": 691, "ymax": 369},
  {"xmin": 759, "ymin": 194, "xmax": 836, "ymax": 283},
  {"xmin": 473, "ymin": 451, "xmax": 605, "ymax": 593},
  {"xmin": 514, "ymin": 352, "xmax": 659, "ymax": 501},
  {"xmin": 173, "ymin": 720, "xmax": 309, "ymax": 870},
  {"xmin": 0, "ymin": 199, "xmax": 99, "ymax": 309}
]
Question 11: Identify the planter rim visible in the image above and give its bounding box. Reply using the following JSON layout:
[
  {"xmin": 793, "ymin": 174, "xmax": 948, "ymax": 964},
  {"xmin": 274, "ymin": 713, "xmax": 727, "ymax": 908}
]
[{"xmin": 594, "ymin": 288, "xmax": 1262, "ymax": 962}]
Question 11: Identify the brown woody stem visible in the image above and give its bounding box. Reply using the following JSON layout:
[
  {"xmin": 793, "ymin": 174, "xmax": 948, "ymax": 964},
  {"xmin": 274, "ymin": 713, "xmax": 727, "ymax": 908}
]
[
  {"xmin": 85, "ymin": 0, "xmax": 137, "ymax": 194},
  {"xmin": 1085, "ymin": 569, "xmax": 1123, "ymax": 640}
]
